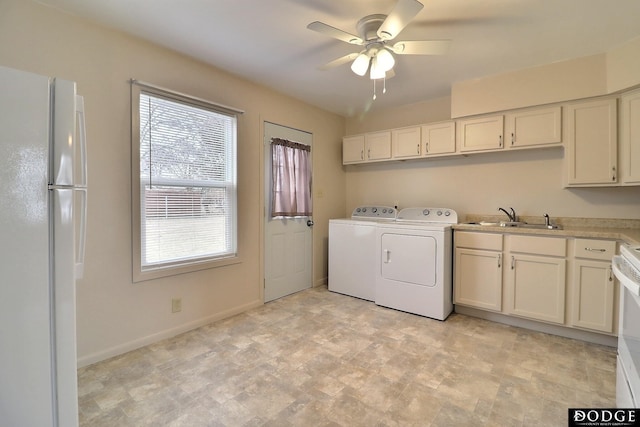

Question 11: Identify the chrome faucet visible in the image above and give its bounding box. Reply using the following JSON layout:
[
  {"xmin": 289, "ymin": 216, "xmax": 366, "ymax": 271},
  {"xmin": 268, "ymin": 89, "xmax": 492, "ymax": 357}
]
[{"xmin": 498, "ymin": 207, "xmax": 517, "ymax": 222}]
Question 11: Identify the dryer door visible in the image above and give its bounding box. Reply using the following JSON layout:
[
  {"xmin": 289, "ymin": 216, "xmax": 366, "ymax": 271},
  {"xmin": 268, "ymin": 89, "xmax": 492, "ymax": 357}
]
[{"xmin": 380, "ymin": 232, "xmax": 437, "ymax": 287}]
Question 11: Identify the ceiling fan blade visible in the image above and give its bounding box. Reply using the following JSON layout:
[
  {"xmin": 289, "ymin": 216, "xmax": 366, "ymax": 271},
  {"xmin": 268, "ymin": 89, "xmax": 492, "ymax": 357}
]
[
  {"xmin": 307, "ymin": 21, "xmax": 363, "ymax": 45},
  {"xmin": 318, "ymin": 53, "xmax": 360, "ymax": 70},
  {"xmin": 391, "ymin": 40, "xmax": 451, "ymax": 55},
  {"xmin": 377, "ymin": 0, "xmax": 424, "ymax": 41}
]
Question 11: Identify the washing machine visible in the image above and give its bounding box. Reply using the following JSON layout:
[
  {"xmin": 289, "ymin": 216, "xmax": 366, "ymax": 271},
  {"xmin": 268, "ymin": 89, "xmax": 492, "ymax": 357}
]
[
  {"xmin": 328, "ymin": 206, "xmax": 397, "ymax": 301},
  {"xmin": 375, "ymin": 207, "xmax": 458, "ymax": 320}
]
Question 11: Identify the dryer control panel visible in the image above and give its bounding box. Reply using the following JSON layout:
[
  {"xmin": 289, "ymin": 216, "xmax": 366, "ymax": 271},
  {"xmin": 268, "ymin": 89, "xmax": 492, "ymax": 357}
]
[{"xmin": 396, "ymin": 207, "xmax": 458, "ymax": 224}]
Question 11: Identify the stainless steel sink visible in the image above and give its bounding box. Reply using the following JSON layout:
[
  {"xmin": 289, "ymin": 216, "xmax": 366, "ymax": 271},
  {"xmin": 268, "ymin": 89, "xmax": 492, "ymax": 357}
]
[
  {"xmin": 464, "ymin": 221, "xmax": 562, "ymax": 230},
  {"xmin": 513, "ymin": 223, "xmax": 563, "ymax": 230}
]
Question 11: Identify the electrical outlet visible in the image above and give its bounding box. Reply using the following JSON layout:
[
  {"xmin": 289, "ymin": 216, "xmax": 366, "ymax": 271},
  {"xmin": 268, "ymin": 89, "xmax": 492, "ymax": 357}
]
[{"xmin": 171, "ymin": 298, "xmax": 182, "ymax": 313}]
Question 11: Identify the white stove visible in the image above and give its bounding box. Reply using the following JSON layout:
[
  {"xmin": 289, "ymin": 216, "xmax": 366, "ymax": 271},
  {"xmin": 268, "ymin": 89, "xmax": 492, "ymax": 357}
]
[{"xmin": 613, "ymin": 243, "xmax": 640, "ymax": 407}]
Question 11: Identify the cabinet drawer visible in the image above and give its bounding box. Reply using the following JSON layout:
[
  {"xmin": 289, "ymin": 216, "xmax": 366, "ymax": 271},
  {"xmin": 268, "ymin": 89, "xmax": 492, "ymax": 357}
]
[
  {"xmin": 509, "ymin": 235, "xmax": 566, "ymax": 257},
  {"xmin": 574, "ymin": 238, "xmax": 616, "ymax": 261},
  {"xmin": 455, "ymin": 231, "xmax": 502, "ymax": 251}
]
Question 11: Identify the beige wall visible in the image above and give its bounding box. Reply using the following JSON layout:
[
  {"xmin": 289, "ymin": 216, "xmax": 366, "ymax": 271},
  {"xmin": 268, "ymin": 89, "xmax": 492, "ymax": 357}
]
[
  {"xmin": 344, "ymin": 150, "xmax": 640, "ymax": 221},
  {"xmin": 0, "ymin": 0, "xmax": 346, "ymax": 365},
  {"xmin": 607, "ymin": 36, "xmax": 640, "ymax": 93},
  {"xmin": 346, "ymin": 96, "xmax": 452, "ymax": 135},
  {"xmin": 450, "ymin": 54, "xmax": 608, "ymax": 118}
]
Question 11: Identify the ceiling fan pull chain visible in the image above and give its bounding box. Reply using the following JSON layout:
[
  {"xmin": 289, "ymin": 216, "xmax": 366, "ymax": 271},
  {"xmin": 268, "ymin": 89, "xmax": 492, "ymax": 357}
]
[
  {"xmin": 373, "ymin": 78, "xmax": 377, "ymax": 100},
  {"xmin": 383, "ymin": 76, "xmax": 387, "ymax": 94}
]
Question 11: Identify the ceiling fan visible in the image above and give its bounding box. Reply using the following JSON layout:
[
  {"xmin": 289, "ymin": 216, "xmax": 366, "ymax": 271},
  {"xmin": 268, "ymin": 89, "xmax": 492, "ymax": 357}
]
[{"xmin": 307, "ymin": 0, "xmax": 450, "ymax": 82}]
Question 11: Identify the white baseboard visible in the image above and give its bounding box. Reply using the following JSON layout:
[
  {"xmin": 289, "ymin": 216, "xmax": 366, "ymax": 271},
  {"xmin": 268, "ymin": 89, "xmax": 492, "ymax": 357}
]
[
  {"xmin": 77, "ymin": 299, "xmax": 264, "ymax": 368},
  {"xmin": 455, "ymin": 305, "xmax": 617, "ymax": 347}
]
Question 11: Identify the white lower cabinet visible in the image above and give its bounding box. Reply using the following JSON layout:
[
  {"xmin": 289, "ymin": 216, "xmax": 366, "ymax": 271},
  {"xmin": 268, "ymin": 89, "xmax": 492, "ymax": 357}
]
[
  {"xmin": 507, "ymin": 252, "xmax": 566, "ymax": 324},
  {"xmin": 454, "ymin": 231, "xmax": 620, "ymax": 337},
  {"xmin": 570, "ymin": 238, "xmax": 617, "ymax": 334},
  {"xmin": 454, "ymin": 232, "xmax": 503, "ymax": 311}
]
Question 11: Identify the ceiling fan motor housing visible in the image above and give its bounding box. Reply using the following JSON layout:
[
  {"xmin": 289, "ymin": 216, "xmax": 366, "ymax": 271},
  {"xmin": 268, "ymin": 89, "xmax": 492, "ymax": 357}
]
[{"xmin": 357, "ymin": 14, "xmax": 388, "ymax": 42}]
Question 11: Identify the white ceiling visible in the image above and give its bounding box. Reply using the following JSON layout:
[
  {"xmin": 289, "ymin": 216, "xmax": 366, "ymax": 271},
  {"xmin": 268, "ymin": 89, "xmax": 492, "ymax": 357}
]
[{"xmin": 37, "ymin": 0, "xmax": 640, "ymax": 117}]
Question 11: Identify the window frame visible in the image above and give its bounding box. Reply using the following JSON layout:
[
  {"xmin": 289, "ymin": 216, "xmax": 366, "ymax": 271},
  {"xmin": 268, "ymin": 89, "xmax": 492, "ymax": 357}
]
[{"xmin": 131, "ymin": 81, "xmax": 243, "ymax": 282}]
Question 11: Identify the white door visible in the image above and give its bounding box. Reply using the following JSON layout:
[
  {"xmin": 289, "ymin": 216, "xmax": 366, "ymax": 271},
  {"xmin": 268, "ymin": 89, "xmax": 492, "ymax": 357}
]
[{"xmin": 264, "ymin": 122, "xmax": 312, "ymax": 302}]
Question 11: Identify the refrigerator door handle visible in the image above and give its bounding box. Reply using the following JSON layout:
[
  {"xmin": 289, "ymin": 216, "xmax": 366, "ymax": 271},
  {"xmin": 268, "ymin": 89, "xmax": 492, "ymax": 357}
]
[
  {"xmin": 76, "ymin": 95, "xmax": 87, "ymax": 187},
  {"xmin": 75, "ymin": 188, "xmax": 87, "ymax": 279}
]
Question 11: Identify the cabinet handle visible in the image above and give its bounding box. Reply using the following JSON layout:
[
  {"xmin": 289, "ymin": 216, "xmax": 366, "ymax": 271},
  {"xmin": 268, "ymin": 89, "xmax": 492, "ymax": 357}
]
[
  {"xmin": 497, "ymin": 254, "xmax": 501, "ymax": 268},
  {"xmin": 511, "ymin": 132, "xmax": 515, "ymax": 145},
  {"xmin": 417, "ymin": 143, "xmax": 420, "ymax": 154},
  {"xmin": 368, "ymin": 148, "xmax": 371, "ymax": 159},
  {"xmin": 383, "ymin": 249, "xmax": 391, "ymax": 263},
  {"xmin": 511, "ymin": 256, "xmax": 515, "ymax": 270},
  {"xmin": 360, "ymin": 150, "xmax": 364, "ymax": 160},
  {"xmin": 425, "ymin": 141, "xmax": 429, "ymax": 153},
  {"xmin": 585, "ymin": 247, "xmax": 606, "ymax": 252},
  {"xmin": 612, "ymin": 166, "xmax": 616, "ymax": 182},
  {"xmin": 608, "ymin": 266, "xmax": 613, "ymax": 282},
  {"xmin": 499, "ymin": 135, "xmax": 503, "ymax": 147}
]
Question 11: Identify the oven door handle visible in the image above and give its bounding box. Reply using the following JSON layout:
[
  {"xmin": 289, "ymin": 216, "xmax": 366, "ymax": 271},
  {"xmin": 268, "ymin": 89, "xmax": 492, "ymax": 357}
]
[{"xmin": 612, "ymin": 255, "xmax": 640, "ymax": 296}]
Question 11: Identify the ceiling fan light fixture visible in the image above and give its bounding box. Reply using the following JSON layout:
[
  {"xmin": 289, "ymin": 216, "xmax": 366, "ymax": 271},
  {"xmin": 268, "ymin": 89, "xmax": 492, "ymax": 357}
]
[
  {"xmin": 351, "ymin": 52, "xmax": 370, "ymax": 76},
  {"xmin": 369, "ymin": 57, "xmax": 386, "ymax": 80},
  {"xmin": 376, "ymin": 48, "xmax": 395, "ymax": 72}
]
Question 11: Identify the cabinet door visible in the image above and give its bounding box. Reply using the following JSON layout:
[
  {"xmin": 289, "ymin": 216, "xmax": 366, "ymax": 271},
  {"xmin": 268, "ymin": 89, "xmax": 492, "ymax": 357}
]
[
  {"xmin": 507, "ymin": 254, "xmax": 566, "ymax": 324},
  {"xmin": 621, "ymin": 90, "xmax": 640, "ymax": 185},
  {"xmin": 392, "ymin": 126, "xmax": 421, "ymax": 159},
  {"xmin": 365, "ymin": 131, "xmax": 391, "ymax": 161},
  {"xmin": 457, "ymin": 115, "xmax": 504, "ymax": 153},
  {"xmin": 571, "ymin": 259, "xmax": 615, "ymax": 333},
  {"xmin": 422, "ymin": 122, "xmax": 455, "ymax": 156},
  {"xmin": 566, "ymin": 98, "xmax": 617, "ymax": 186},
  {"xmin": 505, "ymin": 106, "xmax": 561, "ymax": 148},
  {"xmin": 454, "ymin": 248, "xmax": 502, "ymax": 311},
  {"xmin": 343, "ymin": 135, "xmax": 365, "ymax": 164}
]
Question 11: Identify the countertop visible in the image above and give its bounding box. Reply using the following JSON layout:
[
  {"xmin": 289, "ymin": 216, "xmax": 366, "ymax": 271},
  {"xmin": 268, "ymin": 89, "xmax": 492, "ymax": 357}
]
[{"xmin": 453, "ymin": 215, "xmax": 640, "ymax": 245}]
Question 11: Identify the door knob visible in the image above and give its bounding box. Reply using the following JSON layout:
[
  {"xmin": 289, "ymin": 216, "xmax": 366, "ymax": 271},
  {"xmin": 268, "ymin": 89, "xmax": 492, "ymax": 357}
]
[{"xmin": 306, "ymin": 219, "xmax": 314, "ymax": 227}]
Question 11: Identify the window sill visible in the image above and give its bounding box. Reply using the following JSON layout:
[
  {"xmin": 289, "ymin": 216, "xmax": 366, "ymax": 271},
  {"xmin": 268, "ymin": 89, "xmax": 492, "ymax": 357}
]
[{"xmin": 133, "ymin": 254, "xmax": 242, "ymax": 283}]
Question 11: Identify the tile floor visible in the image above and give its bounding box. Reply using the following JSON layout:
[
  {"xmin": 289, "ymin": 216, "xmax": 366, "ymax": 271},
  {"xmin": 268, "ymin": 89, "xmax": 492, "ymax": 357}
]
[{"xmin": 78, "ymin": 286, "xmax": 616, "ymax": 426}]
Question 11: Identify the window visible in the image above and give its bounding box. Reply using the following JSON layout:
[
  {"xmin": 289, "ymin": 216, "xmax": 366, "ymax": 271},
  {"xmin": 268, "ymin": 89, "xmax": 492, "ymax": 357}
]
[
  {"xmin": 270, "ymin": 138, "xmax": 312, "ymax": 218},
  {"xmin": 131, "ymin": 81, "xmax": 242, "ymax": 280}
]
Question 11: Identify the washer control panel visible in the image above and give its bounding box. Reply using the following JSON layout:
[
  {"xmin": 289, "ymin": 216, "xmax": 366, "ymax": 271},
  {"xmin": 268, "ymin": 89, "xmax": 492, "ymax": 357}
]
[
  {"xmin": 351, "ymin": 205, "xmax": 397, "ymax": 220},
  {"xmin": 396, "ymin": 207, "xmax": 458, "ymax": 224}
]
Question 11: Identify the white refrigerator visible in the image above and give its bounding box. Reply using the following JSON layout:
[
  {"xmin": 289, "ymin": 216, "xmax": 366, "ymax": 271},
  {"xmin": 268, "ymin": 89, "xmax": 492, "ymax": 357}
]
[{"xmin": 0, "ymin": 66, "xmax": 87, "ymax": 427}]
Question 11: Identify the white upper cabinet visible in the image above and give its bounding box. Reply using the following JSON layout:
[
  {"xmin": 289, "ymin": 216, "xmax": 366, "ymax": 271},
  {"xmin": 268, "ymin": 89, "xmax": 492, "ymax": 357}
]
[
  {"xmin": 566, "ymin": 98, "xmax": 618, "ymax": 186},
  {"xmin": 392, "ymin": 126, "xmax": 421, "ymax": 159},
  {"xmin": 421, "ymin": 121, "xmax": 456, "ymax": 156},
  {"xmin": 365, "ymin": 131, "xmax": 392, "ymax": 161},
  {"xmin": 342, "ymin": 132, "xmax": 392, "ymax": 164},
  {"xmin": 342, "ymin": 134, "xmax": 365, "ymax": 164},
  {"xmin": 621, "ymin": 89, "xmax": 640, "ymax": 185},
  {"xmin": 505, "ymin": 106, "xmax": 562, "ymax": 149},
  {"xmin": 457, "ymin": 115, "xmax": 504, "ymax": 153}
]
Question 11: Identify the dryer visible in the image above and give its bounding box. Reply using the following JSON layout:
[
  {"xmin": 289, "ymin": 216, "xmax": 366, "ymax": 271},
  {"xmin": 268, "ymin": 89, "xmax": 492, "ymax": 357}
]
[
  {"xmin": 328, "ymin": 206, "xmax": 397, "ymax": 301},
  {"xmin": 375, "ymin": 207, "xmax": 458, "ymax": 320}
]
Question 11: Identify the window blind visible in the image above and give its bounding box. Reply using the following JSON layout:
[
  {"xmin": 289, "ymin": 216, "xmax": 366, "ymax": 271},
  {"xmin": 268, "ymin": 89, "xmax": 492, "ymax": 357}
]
[{"xmin": 139, "ymin": 92, "xmax": 237, "ymax": 267}]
